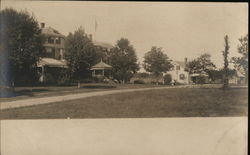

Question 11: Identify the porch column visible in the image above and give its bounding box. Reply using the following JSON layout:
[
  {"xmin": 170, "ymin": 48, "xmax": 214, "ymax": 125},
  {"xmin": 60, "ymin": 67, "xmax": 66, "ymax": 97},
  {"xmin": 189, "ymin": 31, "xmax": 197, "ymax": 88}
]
[
  {"xmin": 102, "ymin": 69, "xmax": 104, "ymax": 76},
  {"xmin": 41, "ymin": 66, "xmax": 45, "ymax": 82}
]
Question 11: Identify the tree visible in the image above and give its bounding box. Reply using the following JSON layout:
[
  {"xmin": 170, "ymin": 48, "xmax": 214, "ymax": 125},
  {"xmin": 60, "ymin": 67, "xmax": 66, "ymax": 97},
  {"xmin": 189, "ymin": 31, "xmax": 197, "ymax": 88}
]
[
  {"xmin": 232, "ymin": 34, "xmax": 248, "ymax": 83},
  {"xmin": 65, "ymin": 27, "xmax": 102, "ymax": 85},
  {"xmin": 109, "ymin": 38, "xmax": 139, "ymax": 83},
  {"xmin": 222, "ymin": 35, "xmax": 230, "ymax": 89},
  {"xmin": 186, "ymin": 53, "xmax": 216, "ymax": 81},
  {"xmin": 143, "ymin": 46, "xmax": 173, "ymax": 85},
  {"xmin": 0, "ymin": 8, "xmax": 44, "ymax": 86}
]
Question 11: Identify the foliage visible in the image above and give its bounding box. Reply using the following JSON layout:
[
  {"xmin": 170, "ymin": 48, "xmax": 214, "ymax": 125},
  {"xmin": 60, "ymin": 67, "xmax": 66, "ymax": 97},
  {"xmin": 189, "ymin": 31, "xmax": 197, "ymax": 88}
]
[
  {"xmin": 232, "ymin": 34, "xmax": 248, "ymax": 80},
  {"xmin": 109, "ymin": 38, "xmax": 140, "ymax": 83},
  {"xmin": 186, "ymin": 53, "xmax": 216, "ymax": 79},
  {"xmin": 65, "ymin": 27, "xmax": 102, "ymax": 81},
  {"xmin": 0, "ymin": 8, "xmax": 44, "ymax": 86},
  {"xmin": 210, "ymin": 68, "xmax": 237, "ymax": 82},
  {"xmin": 163, "ymin": 74, "xmax": 172, "ymax": 85},
  {"xmin": 143, "ymin": 46, "xmax": 173, "ymax": 84}
]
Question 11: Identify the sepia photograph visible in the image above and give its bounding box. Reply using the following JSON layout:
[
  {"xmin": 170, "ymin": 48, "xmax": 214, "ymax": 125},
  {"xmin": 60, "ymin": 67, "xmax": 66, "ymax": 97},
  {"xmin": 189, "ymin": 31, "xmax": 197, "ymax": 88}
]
[{"xmin": 0, "ymin": 1, "xmax": 248, "ymax": 155}]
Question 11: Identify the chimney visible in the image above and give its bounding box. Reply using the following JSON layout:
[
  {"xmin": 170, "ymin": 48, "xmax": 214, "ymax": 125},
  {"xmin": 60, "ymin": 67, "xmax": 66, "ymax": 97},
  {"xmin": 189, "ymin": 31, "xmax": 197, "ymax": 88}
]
[
  {"xmin": 184, "ymin": 57, "xmax": 188, "ymax": 68},
  {"xmin": 89, "ymin": 34, "xmax": 93, "ymax": 41},
  {"xmin": 41, "ymin": 23, "xmax": 45, "ymax": 28}
]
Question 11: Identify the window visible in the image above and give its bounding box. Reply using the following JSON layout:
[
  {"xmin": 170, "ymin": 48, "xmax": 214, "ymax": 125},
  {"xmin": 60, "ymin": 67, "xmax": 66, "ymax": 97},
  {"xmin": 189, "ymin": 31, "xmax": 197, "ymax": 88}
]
[
  {"xmin": 179, "ymin": 74, "xmax": 185, "ymax": 80},
  {"xmin": 176, "ymin": 65, "xmax": 180, "ymax": 70},
  {"xmin": 55, "ymin": 37, "xmax": 61, "ymax": 44},
  {"xmin": 48, "ymin": 37, "xmax": 54, "ymax": 44}
]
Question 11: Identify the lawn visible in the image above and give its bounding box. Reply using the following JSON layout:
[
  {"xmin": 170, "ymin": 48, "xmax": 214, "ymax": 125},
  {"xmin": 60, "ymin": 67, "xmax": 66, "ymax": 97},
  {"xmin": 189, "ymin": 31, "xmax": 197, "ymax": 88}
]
[
  {"xmin": 0, "ymin": 83, "xmax": 164, "ymax": 102},
  {"xmin": 0, "ymin": 88, "xmax": 247, "ymax": 119}
]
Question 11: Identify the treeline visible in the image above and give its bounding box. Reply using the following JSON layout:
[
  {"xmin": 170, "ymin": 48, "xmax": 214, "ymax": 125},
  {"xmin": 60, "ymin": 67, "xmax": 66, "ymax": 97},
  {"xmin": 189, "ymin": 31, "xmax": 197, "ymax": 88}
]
[{"xmin": 0, "ymin": 8, "xmax": 248, "ymax": 87}]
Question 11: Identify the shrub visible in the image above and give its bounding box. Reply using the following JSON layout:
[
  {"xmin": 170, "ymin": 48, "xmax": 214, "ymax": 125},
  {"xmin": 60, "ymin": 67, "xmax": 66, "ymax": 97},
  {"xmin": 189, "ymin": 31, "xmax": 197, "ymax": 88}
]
[
  {"xmin": 134, "ymin": 80, "xmax": 145, "ymax": 84},
  {"xmin": 81, "ymin": 78, "xmax": 95, "ymax": 83},
  {"xmin": 164, "ymin": 74, "xmax": 172, "ymax": 85}
]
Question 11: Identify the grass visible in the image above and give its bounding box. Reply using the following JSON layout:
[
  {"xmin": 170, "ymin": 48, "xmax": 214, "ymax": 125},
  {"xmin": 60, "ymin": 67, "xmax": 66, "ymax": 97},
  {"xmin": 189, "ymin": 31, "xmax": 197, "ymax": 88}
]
[
  {"xmin": 0, "ymin": 83, "xmax": 164, "ymax": 102},
  {"xmin": 0, "ymin": 88, "xmax": 247, "ymax": 119}
]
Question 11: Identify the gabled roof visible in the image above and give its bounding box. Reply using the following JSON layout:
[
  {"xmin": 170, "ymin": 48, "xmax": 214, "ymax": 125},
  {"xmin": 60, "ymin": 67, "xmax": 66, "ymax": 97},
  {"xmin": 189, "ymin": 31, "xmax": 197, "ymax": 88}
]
[
  {"xmin": 37, "ymin": 58, "xmax": 68, "ymax": 68},
  {"xmin": 41, "ymin": 27, "xmax": 65, "ymax": 38},
  {"xmin": 90, "ymin": 60, "xmax": 112, "ymax": 70},
  {"xmin": 93, "ymin": 41, "xmax": 113, "ymax": 50},
  {"xmin": 174, "ymin": 61, "xmax": 186, "ymax": 69}
]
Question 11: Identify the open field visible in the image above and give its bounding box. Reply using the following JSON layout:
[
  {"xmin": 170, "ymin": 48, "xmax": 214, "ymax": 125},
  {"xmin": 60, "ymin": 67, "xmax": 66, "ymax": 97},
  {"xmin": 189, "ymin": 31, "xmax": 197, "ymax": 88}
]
[{"xmin": 1, "ymin": 88, "xmax": 247, "ymax": 119}]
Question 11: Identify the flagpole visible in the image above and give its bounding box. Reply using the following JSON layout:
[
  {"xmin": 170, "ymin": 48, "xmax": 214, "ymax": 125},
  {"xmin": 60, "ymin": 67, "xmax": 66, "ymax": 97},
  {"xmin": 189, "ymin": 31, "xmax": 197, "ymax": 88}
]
[{"xmin": 94, "ymin": 16, "xmax": 97, "ymax": 41}]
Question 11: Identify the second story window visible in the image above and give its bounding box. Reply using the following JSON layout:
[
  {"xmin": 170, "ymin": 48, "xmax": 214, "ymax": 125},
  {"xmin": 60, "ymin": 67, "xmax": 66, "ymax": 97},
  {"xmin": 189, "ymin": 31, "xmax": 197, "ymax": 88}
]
[
  {"xmin": 48, "ymin": 37, "xmax": 54, "ymax": 44},
  {"xmin": 55, "ymin": 37, "xmax": 61, "ymax": 44}
]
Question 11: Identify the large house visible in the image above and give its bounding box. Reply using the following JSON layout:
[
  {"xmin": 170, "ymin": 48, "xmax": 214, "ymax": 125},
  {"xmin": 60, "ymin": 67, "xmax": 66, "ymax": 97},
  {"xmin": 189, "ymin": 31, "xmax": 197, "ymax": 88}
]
[
  {"xmin": 166, "ymin": 58, "xmax": 190, "ymax": 84},
  {"xmin": 37, "ymin": 23, "xmax": 67, "ymax": 82}
]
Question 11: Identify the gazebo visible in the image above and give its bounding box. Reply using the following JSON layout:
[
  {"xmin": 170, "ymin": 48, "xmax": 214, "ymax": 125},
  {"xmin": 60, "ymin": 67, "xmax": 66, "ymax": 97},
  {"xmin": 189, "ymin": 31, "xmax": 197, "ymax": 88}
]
[{"xmin": 90, "ymin": 59, "xmax": 112, "ymax": 78}]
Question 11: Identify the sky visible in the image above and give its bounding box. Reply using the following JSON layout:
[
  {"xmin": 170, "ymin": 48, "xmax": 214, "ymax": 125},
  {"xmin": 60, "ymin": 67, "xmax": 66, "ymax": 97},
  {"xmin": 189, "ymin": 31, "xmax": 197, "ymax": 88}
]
[{"xmin": 1, "ymin": 1, "xmax": 248, "ymax": 70}]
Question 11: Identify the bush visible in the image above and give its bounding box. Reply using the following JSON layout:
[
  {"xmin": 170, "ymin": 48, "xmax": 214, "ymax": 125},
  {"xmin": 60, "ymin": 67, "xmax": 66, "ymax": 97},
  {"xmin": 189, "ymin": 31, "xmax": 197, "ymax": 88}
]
[
  {"xmin": 164, "ymin": 74, "xmax": 172, "ymax": 85},
  {"xmin": 81, "ymin": 78, "xmax": 95, "ymax": 83},
  {"xmin": 134, "ymin": 80, "xmax": 145, "ymax": 84}
]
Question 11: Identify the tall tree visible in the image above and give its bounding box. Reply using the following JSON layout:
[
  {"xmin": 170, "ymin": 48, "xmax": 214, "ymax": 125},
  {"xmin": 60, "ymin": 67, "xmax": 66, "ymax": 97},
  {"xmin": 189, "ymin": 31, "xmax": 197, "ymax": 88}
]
[
  {"xmin": 232, "ymin": 34, "xmax": 248, "ymax": 83},
  {"xmin": 222, "ymin": 35, "xmax": 230, "ymax": 89},
  {"xmin": 65, "ymin": 27, "xmax": 102, "ymax": 83},
  {"xmin": 0, "ymin": 8, "xmax": 44, "ymax": 86},
  {"xmin": 186, "ymin": 53, "xmax": 216, "ymax": 80},
  {"xmin": 109, "ymin": 38, "xmax": 139, "ymax": 83},
  {"xmin": 143, "ymin": 46, "xmax": 173, "ymax": 84}
]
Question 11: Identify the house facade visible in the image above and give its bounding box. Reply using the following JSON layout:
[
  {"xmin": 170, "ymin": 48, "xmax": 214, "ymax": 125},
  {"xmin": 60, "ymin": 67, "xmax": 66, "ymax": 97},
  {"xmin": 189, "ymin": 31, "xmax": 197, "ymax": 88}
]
[
  {"xmin": 38, "ymin": 23, "xmax": 67, "ymax": 83},
  {"xmin": 166, "ymin": 59, "xmax": 190, "ymax": 84}
]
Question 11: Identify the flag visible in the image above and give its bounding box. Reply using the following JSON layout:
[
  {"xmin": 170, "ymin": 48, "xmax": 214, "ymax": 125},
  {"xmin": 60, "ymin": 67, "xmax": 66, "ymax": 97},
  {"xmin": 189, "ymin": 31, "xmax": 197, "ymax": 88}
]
[{"xmin": 95, "ymin": 19, "xmax": 98, "ymax": 32}]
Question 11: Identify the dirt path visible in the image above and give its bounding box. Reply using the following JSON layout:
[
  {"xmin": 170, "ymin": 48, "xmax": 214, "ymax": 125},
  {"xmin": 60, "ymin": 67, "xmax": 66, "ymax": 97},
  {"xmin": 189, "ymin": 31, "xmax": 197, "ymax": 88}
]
[{"xmin": 1, "ymin": 86, "xmax": 184, "ymax": 110}]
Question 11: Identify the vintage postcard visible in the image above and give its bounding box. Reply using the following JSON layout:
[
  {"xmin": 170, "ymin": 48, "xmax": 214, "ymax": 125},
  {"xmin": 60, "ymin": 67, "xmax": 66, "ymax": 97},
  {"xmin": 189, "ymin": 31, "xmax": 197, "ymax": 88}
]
[{"xmin": 0, "ymin": 1, "xmax": 248, "ymax": 155}]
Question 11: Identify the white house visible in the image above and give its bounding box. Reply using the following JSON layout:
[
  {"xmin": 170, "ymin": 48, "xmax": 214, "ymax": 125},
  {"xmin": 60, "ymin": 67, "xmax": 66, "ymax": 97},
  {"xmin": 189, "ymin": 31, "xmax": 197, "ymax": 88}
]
[{"xmin": 166, "ymin": 59, "xmax": 190, "ymax": 84}]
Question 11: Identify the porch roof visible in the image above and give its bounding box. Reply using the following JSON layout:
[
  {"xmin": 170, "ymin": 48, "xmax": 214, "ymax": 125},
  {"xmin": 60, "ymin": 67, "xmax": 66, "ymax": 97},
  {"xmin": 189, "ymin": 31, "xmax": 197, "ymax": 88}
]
[{"xmin": 37, "ymin": 58, "xmax": 68, "ymax": 68}]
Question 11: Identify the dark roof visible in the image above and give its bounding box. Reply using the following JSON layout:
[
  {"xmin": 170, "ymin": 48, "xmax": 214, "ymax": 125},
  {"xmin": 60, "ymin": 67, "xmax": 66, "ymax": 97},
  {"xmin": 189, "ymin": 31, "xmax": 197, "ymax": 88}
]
[
  {"xmin": 41, "ymin": 27, "xmax": 65, "ymax": 38},
  {"xmin": 93, "ymin": 41, "xmax": 113, "ymax": 50},
  {"xmin": 91, "ymin": 60, "xmax": 112, "ymax": 70}
]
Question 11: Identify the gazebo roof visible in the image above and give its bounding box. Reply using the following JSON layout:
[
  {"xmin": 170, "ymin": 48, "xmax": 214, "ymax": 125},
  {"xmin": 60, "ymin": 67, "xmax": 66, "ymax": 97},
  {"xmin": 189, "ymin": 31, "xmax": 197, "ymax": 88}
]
[{"xmin": 90, "ymin": 60, "xmax": 112, "ymax": 70}]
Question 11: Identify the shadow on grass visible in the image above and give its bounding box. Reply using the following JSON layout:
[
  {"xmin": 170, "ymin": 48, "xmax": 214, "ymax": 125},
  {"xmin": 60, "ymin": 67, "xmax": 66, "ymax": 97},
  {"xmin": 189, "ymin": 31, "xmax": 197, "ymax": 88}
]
[{"xmin": 0, "ymin": 88, "xmax": 50, "ymax": 98}]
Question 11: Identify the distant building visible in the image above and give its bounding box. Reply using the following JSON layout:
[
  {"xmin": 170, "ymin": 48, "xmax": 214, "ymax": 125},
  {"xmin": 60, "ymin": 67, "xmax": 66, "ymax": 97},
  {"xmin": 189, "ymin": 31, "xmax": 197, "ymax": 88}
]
[
  {"xmin": 37, "ymin": 23, "xmax": 67, "ymax": 82},
  {"xmin": 229, "ymin": 70, "xmax": 246, "ymax": 85},
  {"xmin": 166, "ymin": 58, "xmax": 190, "ymax": 84}
]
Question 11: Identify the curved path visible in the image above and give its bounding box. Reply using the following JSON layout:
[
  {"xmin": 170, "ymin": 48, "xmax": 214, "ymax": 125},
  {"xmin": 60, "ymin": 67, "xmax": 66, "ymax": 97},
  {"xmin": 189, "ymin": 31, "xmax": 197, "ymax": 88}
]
[{"xmin": 1, "ymin": 86, "xmax": 185, "ymax": 110}]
